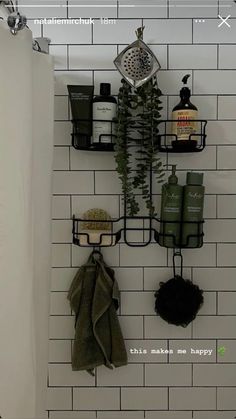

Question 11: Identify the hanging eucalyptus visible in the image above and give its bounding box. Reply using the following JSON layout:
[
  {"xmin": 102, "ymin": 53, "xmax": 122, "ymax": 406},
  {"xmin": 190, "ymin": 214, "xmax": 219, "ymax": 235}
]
[{"xmin": 114, "ymin": 75, "xmax": 165, "ymax": 216}]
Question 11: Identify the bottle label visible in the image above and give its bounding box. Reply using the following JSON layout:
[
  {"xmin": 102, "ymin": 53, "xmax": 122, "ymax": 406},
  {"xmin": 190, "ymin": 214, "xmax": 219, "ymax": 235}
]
[
  {"xmin": 92, "ymin": 102, "xmax": 117, "ymax": 143},
  {"xmin": 172, "ymin": 109, "xmax": 198, "ymax": 140}
]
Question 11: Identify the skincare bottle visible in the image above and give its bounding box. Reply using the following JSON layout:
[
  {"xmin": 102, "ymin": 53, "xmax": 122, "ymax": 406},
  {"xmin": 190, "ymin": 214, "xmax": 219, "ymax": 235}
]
[
  {"xmin": 159, "ymin": 165, "xmax": 183, "ymax": 248},
  {"xmin": 92, "ymin": 83, "xmax": 117, "ymax": 145},
  {"xmin": 67, "ymin": 85, "xmax": 94, "ymax": 148},
  {"xmin": 172, "ymin": 74, "xmax": 198, "ymax": 151},
  {"xmin": 181, "ymin": 172, "xmax": 205, "ymax": 248}
]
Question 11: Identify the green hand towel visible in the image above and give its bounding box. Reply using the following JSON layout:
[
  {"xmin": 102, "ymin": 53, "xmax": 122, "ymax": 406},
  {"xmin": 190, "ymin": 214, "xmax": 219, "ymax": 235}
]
[{"xmin": 67, "ymin": 251, "xmax": 128, "ymax": 375}]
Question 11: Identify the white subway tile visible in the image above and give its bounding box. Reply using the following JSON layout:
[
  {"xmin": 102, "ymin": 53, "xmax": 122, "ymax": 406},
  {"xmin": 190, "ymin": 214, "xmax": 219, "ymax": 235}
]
[
  {"xmin": 193, "ymin": 268, "xmax": 236, "ymax": 291},
  {"xmin": 69, "ymin": 45, "xmax": 116, "ymax": 69},
  {"xmin": 50, "ymin": 412, "xmax": 96, "ymax": 419},
  {"xmin": 205, "ymin": 219, "xmax": 236, "ymax": 242},
  {"xmin": 71, "ymin": 148, "xmax": 116, "ymax": 170},
  {"xmin": 170, "ymin": 245, "xmax": 217, "ymax": 267},
  {"xmin": 118, "ymin": 316, "xmax": 143, "ymax": 339},
  {"xmin": 55, "ymin": 70, "xmax": 93, "ymax": 95},
  {"xmin": 219, "ymin": 45, "xmax": 236, "ymax": 68},
  {"xmin": 125, "ymin": 339, "xmax": 168, "ymax": 363},
  {"xmin": 97, "ymin": 364, "xmax": 143, "ymax": 387},
  {"xmin": 220, "ymin": 1, "xmax": 236, "ymax": 17},
  {"xmin": 146, "ymin": 413, "xmax": 192, "ymax": 419},
  {"xmin": 97, "ymin": 412, "xmax": 144, "ymax": 419},
  {"xmin": 120, "ymin": 244, "xmax": 167, "ymax": 267},
  {"xmin": 146, "ymin": 364, "xmax": 192, "ymax": 386},
  {"xmin": 49, "ymin": 316, "xmax": 74, "ymax": 339},
  {"xmin": 54, "ymin": 121, "xmax": 71, "ymax": 146},
  {"xmin": 218, "ymin": 195, "xmax": 236, "ymax": 218},
  {"xmin": 204, "ymin": 195, "xmax": 217, "ymax": 219},
  {"xmin": 52, "ymin": 244, "xmax": 71, "ymax": 267},
  {"xmin": 53, "ymin": 147, "xmax": 70, "ymax": 170},
  {"xmin": 218, "ymin": 292, "xmax": 236, "ymax": 315},
  {"xmin": 193, "ymin": 19, "xmax": 236, "ymax": 44},
  {"xmin": 218, "ymin": 388, "xmax": 236, "ymax": 410},
  {"xmin": 50, "ymin": 292, "xmax": 71, "ymax": 315},
  {"xmin": 207, "ymin": 121, "xmax": 236, "ymax": 145},
  {"xmin": 51, "ymin": 267, "xmax": 77, "ymax": 291},
  {"xmin": 46, "ymin": 388, "xmax": 72, "ymax": 411},
  {"xmin": 199, "ymin": 292, "xmax": 216, "ymax": 315},
  {"xmin": 73, "ymin": 388, "xmax": 120, "ymax": 410},
  {"xmin": 194, "ymin": 412, "xmax": 236, "ymax": 419},
  {"xmin": 168, "ymin": 95, "xmax": 217, "ymax": 120},
  {"xmin": 169, "ymin": 387, "xmax": 216, "ymax": 410},
  {"xmin": 143, "ymin": 19, "xmax": 192, "ymax": 44},
  {"xmin": 144, "ymin": 267, "xmax": 191, "ymax": 290},
  {"xmin": 193, "ymin": 316, "xmax": 236, "ymax": 338},
  {"xmin": 52, "ymin": 196, "xmax": 71, "ymax": 219},
  {"xmin": 43, "ymin": 21, "xmax": 92, "ymax": 44},
  {"xmin": 120, "ymin": 291, "xmax": 154, "ymax": 315},
  {"xmin": 49, "ymin": 340, "xmax": 71, "ymax": 362},
  {"xmin": 53, "ymin": 171, "xmax": 94, "ymax": 194},
  {"xmin": 194, "ymin": 71, "xmax": 236, "ymax": 95},
  {"xmin": 18, "ymin": 0, "xmax": 67, "ymax": 18},
  {"xmin": 169, "ymin": 0, "xmax": 218, "ymax": 18},
  {"xmin": 194, "ymin": 364, "xmax": 236, "ymax": 386},
  {"xmin": 218, "ymin": 96, "xmax": 236, "ymax": 120},
  {"xmin": 68, "ymin": 0, "xmax": 117, "ymax": 18},
  {"xmin": 145, "ymin": 316, "xmax": 191, "ymax": 339},
  {"xmin": 49, "ymin": 364, "xmax": 95, "ymax": 386},
  {"xmin": 93, "ymin": 19, "xmax": 141, "ymax": 44},
  {"xmin": 218, "ymin": 244, "xmax": 236, "ymax": 266},
  {"xmin": 54, "ymin": 96, "xmax": 69, "ymax": 120},
  {"xmin": 50, "ymin": 45, "xmax": 68, "ymax": 70},
  {"xmin": 169, "ymin": 45, "xmax": 217, "ymax": 70},
  {"xmin": 121, "ymin": 388, "xmax": 168, "ymax": 410},
  {"xmin": 205, "ymin": 171, "xmax": 236, "ymax": 194},
  {"xmin": 119, "ymin": 0, "xmax": 167, "ymax": 18},
  {"xmin": 114, "ymin": 268, "xmax": 143, "ymax": 290},
  {"xmin": 169, "ymin": 340, "xmax": 216, "ymax": 363},
  {"xmin": 72, "ymin": 244, "xmax": 119, "ymax": 267},
  {"xmin": 95, "ymin": 170, "xmax": 121, "ymax": 194},
  {"xmin": 168, "ymin": 147, "xmax": 216, "ymax": 171}
]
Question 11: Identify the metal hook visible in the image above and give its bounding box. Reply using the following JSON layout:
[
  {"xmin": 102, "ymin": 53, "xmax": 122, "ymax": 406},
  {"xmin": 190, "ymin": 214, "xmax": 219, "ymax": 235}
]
[
  {"xmin": 135, "ymin": 26, "xmax": 145, "ymax": 40},
  {"xmin": 173, "ymin": 248, "xmax": 183, "ymax": 278}
]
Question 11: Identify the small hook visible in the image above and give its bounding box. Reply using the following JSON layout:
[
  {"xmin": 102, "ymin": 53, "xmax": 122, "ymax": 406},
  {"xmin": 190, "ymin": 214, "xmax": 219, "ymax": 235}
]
[
  {"xmin": 173, "ymin": 249, "xmax": 183, "ymax": 278},
  {"xmin": 135, "ymin": 26, "xmax": 145, "ymax": 40}
]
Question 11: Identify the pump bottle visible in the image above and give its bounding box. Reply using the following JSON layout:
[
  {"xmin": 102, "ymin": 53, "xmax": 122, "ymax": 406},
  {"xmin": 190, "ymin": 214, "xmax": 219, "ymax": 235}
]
[
  {"xmin": 172, "ymin": 74, "xmax": 198, "ymax": 151},
  {"xmin": 159, "ymin": 165, "xmax": 183, "ymax": 248},
  {"xmin": 181, "ymin": 172, "xmax": 205, "ymax": 248},
  {"xmin": 92, "ymin": 83, "xmax": 117, "ymax": 145}
]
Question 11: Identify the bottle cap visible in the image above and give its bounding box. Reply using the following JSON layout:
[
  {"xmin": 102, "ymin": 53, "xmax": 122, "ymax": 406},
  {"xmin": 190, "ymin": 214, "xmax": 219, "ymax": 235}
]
[
  {"xmin": 168, "ymin": 165, "xmax": 178, "ymax": 184},
  {"xmin": 100, "ymin": 83, "xmax": 111, "ymax": 96},
  {"xmin": 186, "ymin": 172, "xmax": 204, "ymax": 185}
]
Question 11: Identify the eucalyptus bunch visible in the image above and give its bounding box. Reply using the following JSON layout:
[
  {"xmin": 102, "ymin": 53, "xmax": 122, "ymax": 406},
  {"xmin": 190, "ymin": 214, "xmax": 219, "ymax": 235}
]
[{"xmin": 114, "ymin": 75, "xmax": 165, "ymax": 216}]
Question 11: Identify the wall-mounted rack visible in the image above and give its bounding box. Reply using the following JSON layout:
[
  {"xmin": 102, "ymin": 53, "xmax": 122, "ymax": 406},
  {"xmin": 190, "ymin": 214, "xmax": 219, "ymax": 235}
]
[
  {"xmin": 71, "ymin": 118, "xmax": 117, "ymax": 151},
  {"xmin": 72, "ymin": 215, "xmax": 204, "ymax": 249},
  {"xmin": 157, "ymin": 119, "xmax": 207, "ymax": 152}
]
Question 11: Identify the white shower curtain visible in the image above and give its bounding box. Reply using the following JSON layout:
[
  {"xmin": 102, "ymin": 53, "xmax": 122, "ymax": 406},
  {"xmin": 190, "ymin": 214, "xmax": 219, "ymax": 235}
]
[{"xmin": 0, "ymin": 20, "xmax": 54, "ymax": 419}]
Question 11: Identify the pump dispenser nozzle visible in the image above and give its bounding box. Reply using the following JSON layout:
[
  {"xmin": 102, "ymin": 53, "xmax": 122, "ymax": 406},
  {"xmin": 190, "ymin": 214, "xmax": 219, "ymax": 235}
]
[{"xmin": 168, "ymin": 165, "xmax": 178, "ymax": 184}]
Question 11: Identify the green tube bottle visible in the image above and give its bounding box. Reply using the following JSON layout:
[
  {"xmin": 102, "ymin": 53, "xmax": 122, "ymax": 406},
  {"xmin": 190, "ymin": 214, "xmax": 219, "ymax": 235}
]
[
  {"xmin": 181, "ymin": 172, "xmax": 205, "ymax": 248},
  {"xmin": 159, "ymin": 165, "xmax": 183, "ymax": 248}
]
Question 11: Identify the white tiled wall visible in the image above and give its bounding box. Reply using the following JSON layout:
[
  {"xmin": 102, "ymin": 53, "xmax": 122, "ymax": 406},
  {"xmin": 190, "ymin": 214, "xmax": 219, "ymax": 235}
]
[{"xmin": 18, "ymin": 0, "xmax": 236, "ymax": 417}]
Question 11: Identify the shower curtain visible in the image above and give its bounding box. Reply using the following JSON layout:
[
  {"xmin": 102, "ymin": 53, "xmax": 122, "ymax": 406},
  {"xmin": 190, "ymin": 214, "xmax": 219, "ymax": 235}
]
[{"xmin": 0, "ymin": 20, "xmax": 54, "ymax": 419}]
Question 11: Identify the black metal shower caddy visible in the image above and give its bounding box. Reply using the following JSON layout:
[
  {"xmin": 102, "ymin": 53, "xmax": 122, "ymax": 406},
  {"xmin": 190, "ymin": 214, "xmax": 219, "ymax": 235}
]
[
  {"xmin": 71, "ymin": 118, "xmax": 116, "ymax": 151},
  {"xmin": 71, "ymin": 116, "xmax": 207, "ymax": 249}
]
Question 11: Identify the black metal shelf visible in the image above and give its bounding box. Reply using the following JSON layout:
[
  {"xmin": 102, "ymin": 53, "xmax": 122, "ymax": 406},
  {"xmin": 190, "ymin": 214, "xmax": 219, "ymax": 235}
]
[
  {"xmin": 72, "ymin": 215, "xmax": 204, "ymax": 249},
  {"xmin": 157, "ymin": 119, "xmax": 207, "ymax": 152},
  {"xmin": 71, "ymin": 118, "xmax": 117, "ymax": 151}
]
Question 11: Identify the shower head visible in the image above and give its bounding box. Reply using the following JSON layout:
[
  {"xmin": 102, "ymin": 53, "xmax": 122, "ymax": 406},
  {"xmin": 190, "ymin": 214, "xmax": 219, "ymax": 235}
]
[
  {"xmin": 7, "ymin": 11, "xmax": 27, "ymax": 35},
  {"xmin": 114, "ymin": 26, "xmax": 161, "ymax": 88}
]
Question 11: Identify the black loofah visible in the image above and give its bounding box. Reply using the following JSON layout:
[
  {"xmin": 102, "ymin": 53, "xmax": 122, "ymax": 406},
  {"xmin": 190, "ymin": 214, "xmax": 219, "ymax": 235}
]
[{"xmin": 154, "ymin": 275, "xmax": 204, "ymax": 327}]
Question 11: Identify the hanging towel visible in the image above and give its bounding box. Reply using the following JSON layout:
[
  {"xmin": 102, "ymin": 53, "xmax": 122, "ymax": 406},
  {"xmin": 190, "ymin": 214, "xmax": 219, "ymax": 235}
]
[{"xmin": 67, "ymin": 251, "xmax": 128, "ymax": 375}]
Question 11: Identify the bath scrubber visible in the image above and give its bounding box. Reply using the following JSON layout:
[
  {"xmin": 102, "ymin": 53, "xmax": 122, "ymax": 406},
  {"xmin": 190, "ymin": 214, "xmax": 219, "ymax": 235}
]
[{"xmin": 80, "ymin": 208, "xmax": 114, "ymax": 246}]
